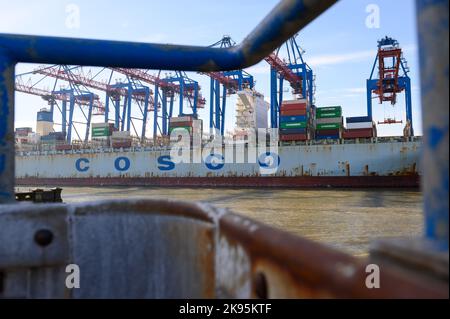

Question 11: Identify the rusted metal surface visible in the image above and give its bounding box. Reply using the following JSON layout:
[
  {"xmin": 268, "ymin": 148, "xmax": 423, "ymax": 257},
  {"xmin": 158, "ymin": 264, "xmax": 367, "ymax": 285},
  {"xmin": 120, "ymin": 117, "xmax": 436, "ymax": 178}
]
[
  {"xmin": 16, "ymin": 175, "xmax": 420, "ymax": 188},
  {"xmin": 0, "ymin": 199, "xmax": 447, "ymax": 298}
]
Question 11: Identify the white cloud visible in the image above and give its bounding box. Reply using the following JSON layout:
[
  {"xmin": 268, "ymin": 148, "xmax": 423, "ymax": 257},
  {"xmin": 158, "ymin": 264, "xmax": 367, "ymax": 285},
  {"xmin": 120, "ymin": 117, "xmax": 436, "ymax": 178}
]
[
  {"xmin": 308, "ymin": 50, "xmax": 376, "ymax": 67},
  {"xmin": 308, "ymin": 43, "xmax": 417, "ymax": 67}
]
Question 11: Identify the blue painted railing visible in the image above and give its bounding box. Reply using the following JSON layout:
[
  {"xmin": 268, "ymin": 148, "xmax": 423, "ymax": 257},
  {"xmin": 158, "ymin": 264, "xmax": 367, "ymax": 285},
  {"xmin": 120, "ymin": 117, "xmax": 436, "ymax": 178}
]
[{"xmin": 0, "ymin": 0, "xmax": 448, "ymax": 251}]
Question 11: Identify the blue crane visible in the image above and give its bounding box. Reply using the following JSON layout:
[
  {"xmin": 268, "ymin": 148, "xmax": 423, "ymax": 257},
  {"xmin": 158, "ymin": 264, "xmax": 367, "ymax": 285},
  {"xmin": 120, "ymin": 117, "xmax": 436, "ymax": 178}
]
[{"xmin": 266, "ymin": 36, "xmax": 314, "ymax": 128}]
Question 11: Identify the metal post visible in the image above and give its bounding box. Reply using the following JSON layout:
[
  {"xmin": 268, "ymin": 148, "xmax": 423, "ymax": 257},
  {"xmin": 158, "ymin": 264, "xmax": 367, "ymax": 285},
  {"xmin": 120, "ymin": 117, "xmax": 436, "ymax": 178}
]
[
  {"xmin": 162, "ymin": 90, "xmax": 167, "ymax": 135},
  {"xmin": 404, "ymin": 77, "xmax": 414, "ymax": 136},
  {"xmin": 209, "ymin": 77, "xmax": 214, "ymax": 134},
  {"xmin": 141, "ymin": 88, "xmax": 149, "ymax": 142},
  {"xmin": 67, "ymin": 94, "xmax": 75, "ymax": 143},
  {"xmin": 126, "ymin": 88, "xmax": 132, "ymax": 131},
  {"xmin": 416, "ymin": 0, "xmax": 449, "ymax": 250},
  {"xmin": 84, "ymin": 94, "xmax": 93, "ymax": 143},
  {"xmin": 0, "ymin": 49, "xmax": 15, "ymax": 203},
  {"xmin": 179, "ymin": 81, "xmax": 184, "ymax": 116},
  {"xmin": 221, "ymin": 85, "xmax": 227, "ymax": 136},
  {"xmin": 114, "ymin": 97, "xmax": 120, "ymax": 129},
  {"xmin": 270, "ymin": 67, "xmax": 277, "ymax": 128},
  {"xmin": 104, "ymin": 94, "xmax": 110, "ymax": 123},
  {"xmin": 61, "ymin": 99, "xmax": 67, "ymax": 136},
  {"xmin": 153, "ymin": 85, "xmax": 159, "ymax": 141}
]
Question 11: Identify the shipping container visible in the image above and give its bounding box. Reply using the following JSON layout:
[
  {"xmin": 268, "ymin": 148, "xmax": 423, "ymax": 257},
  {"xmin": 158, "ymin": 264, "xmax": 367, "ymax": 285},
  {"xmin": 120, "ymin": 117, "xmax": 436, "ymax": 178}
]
[
  {"xmin": 15, "ymin": 127, "xmax": 33, "ymax": 136},
  {"xmin": 111, "ymin": 131, "xmax": 131, "ymax": 138},
  {"xmin": 315, "ymin": 117, "xmax": 343, "ymax": 124},
  {"xmin": 168, "ymin": 121, "xmax": 193, "ymax": 128},
  {"xmin": 280, "ymin": 115, "xmax": 308, "ymax": 123},
  {"xmin": 280, "ymin": 103, "xmax": 307, "ymax": 112},
  {"xmin": 343, "ymin": 128, "xmax": 374, "ymax": 139},
  {"xmin": 55, "ymin": 144, "xmax": 72, "ymax": 151},
  {"xmin": 316, "ymin": 106, "xmax": 342, "ymax": 113},
  {"xmin": 169, "ymin": 116, "xmax": 195, "ymax": 124},
  {"xmin": 279, "ymin": 128, "xmax": 307, "ymax": 135},
  {"xmin": 280, "ymin": 122, "xmax": 307, "ymax": 129},
  {"xmin": 346, "ymin": 122, "xmax": 373, "ymax": 129},
  {"xmin": 280, "ymin": 109, "xmax": 307, "ymax": 116},
  {"xmin": 346, "ymin": 116, "xmax": 372, "ymax": 124},
  {"xmin": 92, "ymin": 127, "xmax": 110, "ymax": 137},
  {"xmin": 112, "ymin": 141, "xmax": 132, "ymax": 149},
  {"xmin": 37, "ymin": 110, "xmax": 53, "ymax": 122},
  {"xmin": 169, "ymin": 126, "xmax": 192, "ymax": 134},
  {"xmin": 316, "ymin": 123, "xmax": 342, "ymax": 130},
  {"xmin": 280, "ymin": 134, "xmax": 308, "ymax": 141},
  {"xmin": 315, "ymin": 129, "xmax": 340, "ymax": 136},
  {"xmin": 316, "ymin": 111, "xmax": 342, "ymax": 119},
  {"xmin": 316, "ymin": 134, "xmax": 340, "ymax": 140},
  {"xmin": 281, "ymin": 99, "xmax": 308, "ymax": 105}
]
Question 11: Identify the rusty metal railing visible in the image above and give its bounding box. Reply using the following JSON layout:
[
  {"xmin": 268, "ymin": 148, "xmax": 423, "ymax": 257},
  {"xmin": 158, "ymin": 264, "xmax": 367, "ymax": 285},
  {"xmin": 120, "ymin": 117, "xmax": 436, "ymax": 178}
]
[{"xmin": 0, "ymin": 199, "xmax": 446, "ymax": 298}]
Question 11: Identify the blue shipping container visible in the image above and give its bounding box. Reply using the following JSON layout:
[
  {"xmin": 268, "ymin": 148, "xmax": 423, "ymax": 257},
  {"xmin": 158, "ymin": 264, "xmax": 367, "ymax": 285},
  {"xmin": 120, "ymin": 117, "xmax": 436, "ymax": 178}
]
[
  {"xmin": 280, "ymin": 115, "xmax": 307, "ymax": 123},
  {"xmin": 316, "ymin": 134, "xmax": 340, "ymax": 140},
  {"xmin": 280, "ymin": 128, "xmax": 307, "ymax": 135},
  {"xmin": 41, "ymin": 135, "xmax": 57, "ymax": 141},
  {"xmin": 346, "ymin": 116, "xmax": 372, "ymax": 124},
  {"xmin": 37, "ymin": 111, "xmax": 53, "ymax": 122}
]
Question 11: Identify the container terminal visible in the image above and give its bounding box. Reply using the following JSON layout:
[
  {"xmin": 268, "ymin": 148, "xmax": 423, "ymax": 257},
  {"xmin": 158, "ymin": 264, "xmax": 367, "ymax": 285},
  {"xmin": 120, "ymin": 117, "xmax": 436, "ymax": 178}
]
[
  {"xmin": 0, "ymin": 0, "xmax": 448, "ymax": 300},
  {"xmin": 14, "ymin": 36, "xmax": 420, "ymax": 188}
]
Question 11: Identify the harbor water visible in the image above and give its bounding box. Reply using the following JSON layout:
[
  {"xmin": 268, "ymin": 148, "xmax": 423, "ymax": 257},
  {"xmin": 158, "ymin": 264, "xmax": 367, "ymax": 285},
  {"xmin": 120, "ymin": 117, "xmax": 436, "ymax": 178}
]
[{"xmin": 17, "ymin": 186, "xmax": 423, "ymax": 257}]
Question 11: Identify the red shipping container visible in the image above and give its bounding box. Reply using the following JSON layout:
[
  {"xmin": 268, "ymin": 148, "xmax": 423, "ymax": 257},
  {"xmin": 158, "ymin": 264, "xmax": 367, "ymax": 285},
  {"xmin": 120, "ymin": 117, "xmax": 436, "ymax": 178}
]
[
  {"xmin": 280, "ymin": 103, "xmax": 307, "ymax": 111},
  {"xmin": 280, "ymin": 134, "xmax": 307, "ymax": 141},
  {"xmin": 280, "ymin": 109, "xmax": 307, "ymax": 116},
  {"xmin": 343, "ymin": 128, "xmax": 373, "ymax": 139},
  {"xmin": 169, "ymin": 121, "xmax": 193, "ymax": 128}
]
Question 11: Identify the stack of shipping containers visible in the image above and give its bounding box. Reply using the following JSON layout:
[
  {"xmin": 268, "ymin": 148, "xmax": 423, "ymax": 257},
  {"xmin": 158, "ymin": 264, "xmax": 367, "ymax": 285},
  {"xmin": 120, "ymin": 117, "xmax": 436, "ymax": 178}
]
[
  {"xmin": 169, "ymin": 115, "xmax": 202, "ymax": 143},
  {"xmin": 279, "ymin": 99, "xmax": 311, "ymax": 142},
  {"xmin": 314, "ymin": 106, "xmax": 343, "ymax": 140},
  {"xmin": 343, "ymin": 116, "xmax": 377, "ymax": 139},
  {"xmin": 92, "ymin": 123, "xmax": 114, "ymax": 148}
]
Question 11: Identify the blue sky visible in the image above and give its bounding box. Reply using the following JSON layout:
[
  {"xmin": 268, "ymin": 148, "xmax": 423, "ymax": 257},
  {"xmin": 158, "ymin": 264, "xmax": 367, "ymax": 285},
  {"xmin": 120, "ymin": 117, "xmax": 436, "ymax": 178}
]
[{"xmin": 1, "ymin": 0, "xmax": 422, "ymax": 137}]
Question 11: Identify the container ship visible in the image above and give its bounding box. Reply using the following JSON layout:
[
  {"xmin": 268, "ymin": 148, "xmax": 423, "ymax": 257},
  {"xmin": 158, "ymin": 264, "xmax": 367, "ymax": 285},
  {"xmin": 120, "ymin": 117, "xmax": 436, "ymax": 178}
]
[
  {"xmin": 14, "ymin": 37, "xmax": 420, "ymax": 188},
  {"xmin": 15, "ymin": 96, "xmax": 421, "ymax": 188}
]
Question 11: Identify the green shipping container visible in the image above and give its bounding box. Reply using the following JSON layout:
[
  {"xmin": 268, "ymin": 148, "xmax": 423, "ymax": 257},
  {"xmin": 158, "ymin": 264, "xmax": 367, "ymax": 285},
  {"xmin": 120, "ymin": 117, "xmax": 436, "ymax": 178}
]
[
  {"xmin": 316, "ymin": 106, "xmax": 342, "ymax": 113},
  {"xmin": 316, "ymin": 123, "xmax": 342, "ymax": 130},
  {"xmin": 169, "ymin": 126, "xmax": 192, "ymax": 134},
  {"xmin": 92, "ymin": 127, "xmax": 110, "ymax": 137},
  {"xmin": 280, "ymin": 121, "xmax": 307, "ymax": 129},
  {"xmin": 316, "ymin": 111, "xmax": 342, "ymax": 118}
]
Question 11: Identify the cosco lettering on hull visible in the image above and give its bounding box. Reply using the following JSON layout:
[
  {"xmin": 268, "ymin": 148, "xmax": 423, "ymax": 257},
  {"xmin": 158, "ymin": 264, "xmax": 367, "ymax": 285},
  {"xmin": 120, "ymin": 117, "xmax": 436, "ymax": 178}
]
[{"xmin": 75, "ymin": 153, "xmax": 281, "ymax": 173}]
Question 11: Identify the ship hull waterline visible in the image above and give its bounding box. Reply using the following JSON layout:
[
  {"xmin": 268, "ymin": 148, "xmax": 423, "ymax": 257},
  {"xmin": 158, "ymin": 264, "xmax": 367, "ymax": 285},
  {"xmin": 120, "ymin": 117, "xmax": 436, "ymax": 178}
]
[
  {"xmin": 15, "ymin": 141, "xmax": 422, "ymax": 189},
  {"xmin": 16, "ymin": 175, "xmax": 420, "ymax": 188}
]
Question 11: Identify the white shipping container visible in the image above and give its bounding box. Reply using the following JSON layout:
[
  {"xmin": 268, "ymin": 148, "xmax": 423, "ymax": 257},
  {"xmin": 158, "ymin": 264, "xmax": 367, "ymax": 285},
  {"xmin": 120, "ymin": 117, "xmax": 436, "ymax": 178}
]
[
  {"xmin": 169, "ymin": 116, "xmax": 194, "ymax": 123},
  {"xmin": 346, "ymin": 122, "xmax": 373, "ymax": 129},
  {"xmin": 315, "ymin": 117, "xmax": 343, "ymax": 124},
  {"xmin": 112, "ymin": 131, "xmax": 131, "ymax": 138},
  {"xmin": 92, "ymin": 122, "xmax": 111, "ymax": 128}
]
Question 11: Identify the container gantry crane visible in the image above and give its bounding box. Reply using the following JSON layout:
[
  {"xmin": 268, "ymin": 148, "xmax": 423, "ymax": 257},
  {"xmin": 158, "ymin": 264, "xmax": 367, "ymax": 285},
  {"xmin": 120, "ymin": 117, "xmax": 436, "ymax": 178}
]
[
  {"xmin": 206, "ymin": 36, "xmax": 255, "ymax": 136},
  {"xmin": 111, "ymin": 68, "xmax": 206, "ymax": 138},
  {"xmin": 367, "ymin": 36, "xmax": 413, "ymax": 135},
  {"xmin": 15, "ymin": 71, "xmax": 105, "ymax": 143},
  {"xmin": 265, "ymin": 36, "xmax": 314, "ymax": 128},
  {"xmin": 33, "ymin": 65, "xmax": 156, "ymax": 141}
]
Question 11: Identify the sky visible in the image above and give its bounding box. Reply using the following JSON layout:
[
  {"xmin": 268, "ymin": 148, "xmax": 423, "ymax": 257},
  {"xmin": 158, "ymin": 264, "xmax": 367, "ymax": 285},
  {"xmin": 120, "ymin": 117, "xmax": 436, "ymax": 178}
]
[{"xmin": 1, "ymin": 0, "xmax": 422, "ymax": 139}]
